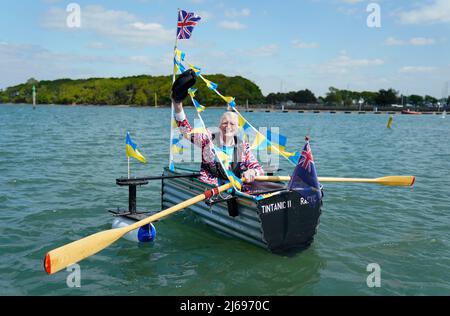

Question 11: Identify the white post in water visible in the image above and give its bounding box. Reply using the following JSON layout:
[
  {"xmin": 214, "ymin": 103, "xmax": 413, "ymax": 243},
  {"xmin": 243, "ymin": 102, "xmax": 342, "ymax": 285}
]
[{"xmin": 32, "ymin": 85, "xmax": 36, "ymax": 109}]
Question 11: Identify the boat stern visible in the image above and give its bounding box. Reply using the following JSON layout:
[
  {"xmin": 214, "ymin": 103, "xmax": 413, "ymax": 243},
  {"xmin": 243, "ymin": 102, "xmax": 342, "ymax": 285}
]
[{"xmin": 256, "ymin": 190, "xmax": 322, "ymax": 253}]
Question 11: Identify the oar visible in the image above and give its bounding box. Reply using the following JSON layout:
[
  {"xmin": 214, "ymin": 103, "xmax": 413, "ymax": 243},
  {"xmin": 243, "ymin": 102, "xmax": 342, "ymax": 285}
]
[
  {"xmin": 44, "ymin": 182, "xmax": 234, "ymax": 275},
  {"xmin": 255, "ymin": 175, "xmax": 415, "ymax": 186}
]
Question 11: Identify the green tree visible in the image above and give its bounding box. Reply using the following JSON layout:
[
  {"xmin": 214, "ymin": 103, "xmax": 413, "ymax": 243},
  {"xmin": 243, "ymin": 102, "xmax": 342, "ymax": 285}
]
[
  {"xmin": 424, "ymin": 95, "xmax": 437, "ymax": 106},
  {"xmin": 360, "ymin": 91, "xmax": 378, "ymax": 106},
  {"xmin": 408, "ymin": 95, "xmax": 424, "ymax": 106},
  {"xmin": 375, "ymin": 89, "xmax": 398, "ymax": 107},
  {"xmin": 293, "ymin": 89, "xmax": 317, "ymax": 104},
  {"xmin": 324, "ymin": 87, "xmax": 343, "ymax": 105},
  {"xmin": 133, "ymin": 89, "xmax": 148, "ymax": 106}
]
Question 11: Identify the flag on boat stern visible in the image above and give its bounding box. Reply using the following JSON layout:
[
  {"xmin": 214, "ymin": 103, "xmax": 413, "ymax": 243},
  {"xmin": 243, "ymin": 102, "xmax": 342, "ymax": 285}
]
[
  {"xmin": 177, "ymin": 10, "xmax": 201, "ymax": 40},
  {"xmin": 126, "ymin": 132, "xmax": 147, "ymax": 163},
  {"xmin": 288, "ymin": 137, "xmax": 321, "ymax": 207}
]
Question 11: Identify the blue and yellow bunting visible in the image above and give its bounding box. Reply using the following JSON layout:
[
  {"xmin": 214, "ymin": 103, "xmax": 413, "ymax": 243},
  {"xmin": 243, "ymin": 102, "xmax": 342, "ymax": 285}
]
[
  {"xmin": 221, "ymin": 96, "xmax": 236, "ymax": 108},
  {"xmin": 188, "ymin": 88, "xmax": 197, "ymax": 98},
  {"xmin": 174, "ymin": 49, "xmax": 186, "ymax": 62},
  {"xmin": 174, "ymin": 58, "xmax": 186, "ymax": 74},
  {"xmin": 225, "ymin": 169, "xmax": 242, "ymax": 191},
  {"xmin": 192, "ymin": 98, "xmax": 206, "ymax": 113},
  {"xmin": 188, "ymin": 63, "xmax": 202, "ymax": 76},
  {"xmin": 201, "ymin": 76, "xmax": 218, "ymax": 90}
]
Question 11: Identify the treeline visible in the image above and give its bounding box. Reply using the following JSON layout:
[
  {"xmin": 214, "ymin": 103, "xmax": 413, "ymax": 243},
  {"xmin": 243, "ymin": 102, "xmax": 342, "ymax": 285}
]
[
  {"xmin": 268, "ymin": 87, "xmax": 449, "ymax": 108},
  {"xmin": 1, "ymin": 78, "xmax": 448, "ymax": 108},
  {"xmin": 0, "ymin": 75, "xmax": 265, "ymax": 106}
]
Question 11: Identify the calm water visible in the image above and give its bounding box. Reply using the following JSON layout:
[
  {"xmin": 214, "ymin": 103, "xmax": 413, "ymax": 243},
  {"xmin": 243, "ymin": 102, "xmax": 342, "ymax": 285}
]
[{"xmin": 0, "ymin": 104, "xmax": 449, "ymax": 296}]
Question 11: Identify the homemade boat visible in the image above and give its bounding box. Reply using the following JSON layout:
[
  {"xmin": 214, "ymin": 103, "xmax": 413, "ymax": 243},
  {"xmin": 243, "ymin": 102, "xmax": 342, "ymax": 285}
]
[
  {"xmin": 161, "ymin": 166, "xmax": 322, "ymax": 253},
  {"xmin": 110, "ymin": 165, "xmax": 323, "ymax": 253}
]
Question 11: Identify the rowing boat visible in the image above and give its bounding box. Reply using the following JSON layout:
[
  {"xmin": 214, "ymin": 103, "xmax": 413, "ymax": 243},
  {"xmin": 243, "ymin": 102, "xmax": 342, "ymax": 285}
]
[{"xmin": 161, "ymin": 166, "xmax": 323, "ymax": 253}]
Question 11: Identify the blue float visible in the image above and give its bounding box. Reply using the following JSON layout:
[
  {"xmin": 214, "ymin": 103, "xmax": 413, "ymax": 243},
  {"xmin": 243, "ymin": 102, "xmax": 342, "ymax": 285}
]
[{"xmin": 112, "ymin": 217, "xmax": 156, "ymax": 243}]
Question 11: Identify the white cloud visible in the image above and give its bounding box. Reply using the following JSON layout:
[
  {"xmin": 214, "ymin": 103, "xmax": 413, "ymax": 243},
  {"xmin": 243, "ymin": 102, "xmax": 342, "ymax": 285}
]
[
  {"xmin": 196, "ymin": 11, "xmax": 212, "ymax": 23},
  {"xmin": 87, "ymin": 42, "xmax": 106, "ymax": 49},
  {"xmin": 219, "ymin": 20, "xmax": 246, "ymax": 30},
  {"xmin": 385, "ymin": 37, "xmax": 436, "ymax": 46},
  {"xmin": 225, "ymin": 8, "xmax": 251, "ymax": 18},
  {"xmin": 399, "ymin": 66, "xmax": 436, "ymax": 73},
  {"xmin": 308, "ymin": 52, "xmax": 384, "ymax": 76},
  {"xmin": 398, "ymin": 0, "xmax": 450, "ymax": 24},
  {"xmin": 292, "ymin": 39, "xmax": 319, "ymax": 49},
  {"xmin": 240, "ymin": 44, "xmax": 279, "ymax": 58},
  {"xmin": 385, "ymin": 37, "xmax": 405, "ymax": 46},
  {"xmin": 41, "ymin": 5, "xmax": 173, "ymax": 46},
  {"xmin": 329, "ymin": 54, "xmax": 384, "ymax": 68},
  {"xmin": 410, "ymin": 37, "xmax": 436, "ymax": 46}
]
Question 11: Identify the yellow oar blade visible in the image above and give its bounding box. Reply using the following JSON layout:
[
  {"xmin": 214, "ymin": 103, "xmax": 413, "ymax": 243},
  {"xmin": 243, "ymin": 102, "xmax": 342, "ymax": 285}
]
[
  {"xmin": 44, "ymin": 227, "xmax": 126, "ymax": 275},
  {"xmin": 318, "ymin": 176, "xmax": 415, "ymax": 186},
  {"xmin": 375, "ymin": 176, "xmax": 415, "ymax": 186},
  {"xmin": 255, "ymin": 176, "xmax": 416, "ymax": 186}
]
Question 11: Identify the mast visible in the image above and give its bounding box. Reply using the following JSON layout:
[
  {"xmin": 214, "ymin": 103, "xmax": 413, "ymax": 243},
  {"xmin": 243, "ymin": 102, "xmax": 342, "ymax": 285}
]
[{"xmin": 169, "ymin": 9, "xmax": 180, "ymax": 171}]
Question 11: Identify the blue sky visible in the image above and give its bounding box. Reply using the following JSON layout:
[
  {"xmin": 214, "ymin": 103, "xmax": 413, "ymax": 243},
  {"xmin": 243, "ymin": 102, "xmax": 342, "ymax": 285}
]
[{"xmin": 1, "ymin": 0, "xmax": 449, "ymax": 98}]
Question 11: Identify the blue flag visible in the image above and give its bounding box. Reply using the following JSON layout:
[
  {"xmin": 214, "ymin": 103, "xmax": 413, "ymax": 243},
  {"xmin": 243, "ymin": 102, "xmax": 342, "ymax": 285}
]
[{"xmin": 288, "ymin": 138, "xmax": 321, "ymax": 206}]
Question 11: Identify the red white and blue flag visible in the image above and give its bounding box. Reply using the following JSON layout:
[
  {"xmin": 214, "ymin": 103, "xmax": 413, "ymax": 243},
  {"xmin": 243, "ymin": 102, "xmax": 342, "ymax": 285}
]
[
  {"xmin": 177, "ymin": 10, "xmax": 201, "ymax": 40},
  {"xmin": 288, "ymin": 137, "xmax": 321, "ymax": 206}
]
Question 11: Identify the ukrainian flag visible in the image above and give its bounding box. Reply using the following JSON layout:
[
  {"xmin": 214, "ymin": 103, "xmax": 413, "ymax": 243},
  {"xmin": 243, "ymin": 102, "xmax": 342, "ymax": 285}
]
[{"xmin": 126, "ymin": 132, "xmax": 147, "ymax": 163}]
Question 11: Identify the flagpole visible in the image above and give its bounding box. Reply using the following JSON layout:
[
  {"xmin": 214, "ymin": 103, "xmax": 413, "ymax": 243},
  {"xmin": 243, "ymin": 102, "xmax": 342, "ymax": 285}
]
[
  {"xmin": 128, "ymin": 157, "xmax": 130, "ymax": 179},
  {"xmin": 169, "ymin": 9, "xmax": 181, "ymax": 171}
]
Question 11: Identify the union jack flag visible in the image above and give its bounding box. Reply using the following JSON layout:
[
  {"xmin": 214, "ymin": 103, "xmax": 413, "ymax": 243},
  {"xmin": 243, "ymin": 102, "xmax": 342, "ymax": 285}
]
[
  {"xmin": 299, "ymin": 141, "xmax": 314, "ymax": 172},
  {"xmin": 177, "ymin": 10, "xmax": 201, "ymax": 40},
  {"xmin": 288, "ymin": 137, "xmax": 321, "ymax": 206}
]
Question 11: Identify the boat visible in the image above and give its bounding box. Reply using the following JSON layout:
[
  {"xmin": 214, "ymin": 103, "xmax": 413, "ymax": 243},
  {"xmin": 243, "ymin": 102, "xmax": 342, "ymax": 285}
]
[
  {"xmin": 401, "ymin": 109, "xmax": 422, "ymax": 115},
  {"xmin": 110, "ymin": 165, "xmax": 323, "ymax": 253},
  {"xmin": 161, "ymin": 167, "xmax": 322, "ymax": 253}
]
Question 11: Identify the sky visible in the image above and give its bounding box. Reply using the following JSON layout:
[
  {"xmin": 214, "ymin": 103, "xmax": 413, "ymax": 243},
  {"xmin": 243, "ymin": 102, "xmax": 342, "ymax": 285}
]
[{"xmin": 0, "ymin": 0, "xmax": 449, "ymax": 98}]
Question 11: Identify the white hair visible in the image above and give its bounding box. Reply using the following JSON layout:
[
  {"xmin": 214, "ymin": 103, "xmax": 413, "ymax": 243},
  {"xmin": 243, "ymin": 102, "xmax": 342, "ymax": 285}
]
[{"xmin": 219, "ymin": 111, "xmax": 238, "ymax": 125}]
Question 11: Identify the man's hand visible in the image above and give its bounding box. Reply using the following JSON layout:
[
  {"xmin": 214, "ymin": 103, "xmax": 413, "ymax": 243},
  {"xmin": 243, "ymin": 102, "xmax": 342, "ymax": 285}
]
[{"xmin": 243, "ymin": 169, "xmax": 257, "ymax": 183}]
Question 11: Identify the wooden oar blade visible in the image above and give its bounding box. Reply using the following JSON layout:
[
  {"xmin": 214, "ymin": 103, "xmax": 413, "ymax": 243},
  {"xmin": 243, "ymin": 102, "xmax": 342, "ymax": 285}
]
[
  {"xmin": 44, "ymin": 227, "xmax": 126, "ymax": 275},
  {"xmin": 376, "ymin": 176, "xmax": 416, "ymax": 186},
  {"xmin": 44, "ymin": 183, "xmax": 233, "ymax": 275}
]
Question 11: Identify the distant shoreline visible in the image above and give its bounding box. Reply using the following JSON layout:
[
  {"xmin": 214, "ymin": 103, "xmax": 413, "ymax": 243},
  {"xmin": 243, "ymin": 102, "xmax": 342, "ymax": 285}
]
[{"xmin": 1, "ymin": 102, "xmax": 446, "ymax": 114}]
